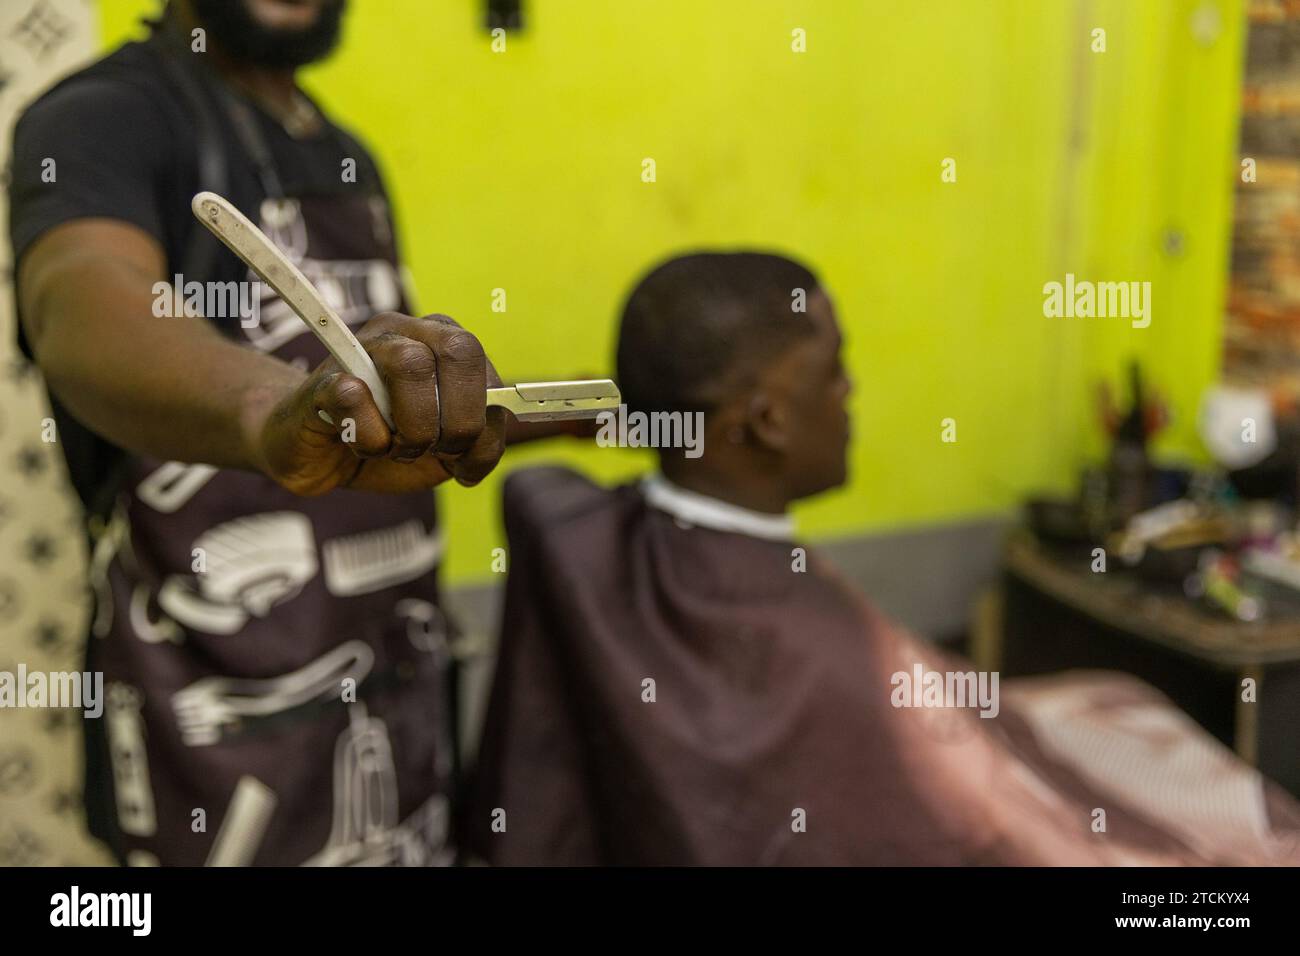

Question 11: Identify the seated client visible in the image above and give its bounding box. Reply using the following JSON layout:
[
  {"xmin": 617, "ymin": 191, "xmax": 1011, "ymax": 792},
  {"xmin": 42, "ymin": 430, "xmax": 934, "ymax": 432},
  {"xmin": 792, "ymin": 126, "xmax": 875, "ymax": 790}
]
[{"xmin": 463, "ymin": 252, "xmax": 1300, "ymax": 866}]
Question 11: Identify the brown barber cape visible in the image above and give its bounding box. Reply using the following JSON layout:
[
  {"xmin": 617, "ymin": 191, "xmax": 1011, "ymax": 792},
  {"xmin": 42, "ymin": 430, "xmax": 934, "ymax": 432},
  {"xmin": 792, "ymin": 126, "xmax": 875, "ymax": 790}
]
[{"xmin": 464, "ymin": 467, "xmax": 1300, "ymax": 865}]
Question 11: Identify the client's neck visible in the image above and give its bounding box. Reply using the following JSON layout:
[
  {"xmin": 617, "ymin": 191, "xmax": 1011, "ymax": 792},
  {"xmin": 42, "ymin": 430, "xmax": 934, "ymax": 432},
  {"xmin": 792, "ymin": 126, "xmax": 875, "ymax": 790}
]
[{"xmin": 659, "ymin": 461, "xmax": 789, "ymax": 515}]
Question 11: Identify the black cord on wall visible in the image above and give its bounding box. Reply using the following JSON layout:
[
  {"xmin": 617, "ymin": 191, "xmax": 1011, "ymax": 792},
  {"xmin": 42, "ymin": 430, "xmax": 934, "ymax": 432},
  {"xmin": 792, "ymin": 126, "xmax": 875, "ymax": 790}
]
[{"xmin": 485, "ymin": 0, "xmax": 524, "ymax": 32}]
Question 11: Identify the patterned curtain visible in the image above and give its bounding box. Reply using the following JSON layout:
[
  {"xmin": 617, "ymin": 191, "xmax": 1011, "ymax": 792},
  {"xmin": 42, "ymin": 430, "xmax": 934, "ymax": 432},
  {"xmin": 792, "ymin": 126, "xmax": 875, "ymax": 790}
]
[{"xmin": 0, "ymin": 0, "xmax": 114, "ymax": 866}]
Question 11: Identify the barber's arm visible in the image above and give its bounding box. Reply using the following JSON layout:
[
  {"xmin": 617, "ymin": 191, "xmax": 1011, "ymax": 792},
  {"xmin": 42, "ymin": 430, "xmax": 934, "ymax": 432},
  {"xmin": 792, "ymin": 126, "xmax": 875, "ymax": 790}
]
[{"xmin": 18, "ymin": 218, "xmax": 505, "ymax": 496}]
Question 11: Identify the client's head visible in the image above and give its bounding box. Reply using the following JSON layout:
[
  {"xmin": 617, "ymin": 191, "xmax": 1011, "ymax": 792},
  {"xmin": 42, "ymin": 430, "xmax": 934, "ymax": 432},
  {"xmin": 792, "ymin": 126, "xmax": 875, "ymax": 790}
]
[{"xmin": 616, "ymin": 251, "xmax": 851, "ymax": 512}]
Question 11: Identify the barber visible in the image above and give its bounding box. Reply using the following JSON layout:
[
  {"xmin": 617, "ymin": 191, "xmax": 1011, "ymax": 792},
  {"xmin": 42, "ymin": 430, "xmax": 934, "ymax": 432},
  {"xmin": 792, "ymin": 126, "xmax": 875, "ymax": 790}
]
[{"xmin": 11, "ymin": 0, "xmax": 497, "ymax": 865}]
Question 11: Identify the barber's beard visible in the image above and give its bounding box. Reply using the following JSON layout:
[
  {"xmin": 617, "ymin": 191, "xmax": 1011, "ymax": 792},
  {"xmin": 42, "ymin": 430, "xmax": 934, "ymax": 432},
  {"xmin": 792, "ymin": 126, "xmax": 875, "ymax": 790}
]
[{"xmin": 190, "ymin": 0, "xmax": 347, "ymax": 68}]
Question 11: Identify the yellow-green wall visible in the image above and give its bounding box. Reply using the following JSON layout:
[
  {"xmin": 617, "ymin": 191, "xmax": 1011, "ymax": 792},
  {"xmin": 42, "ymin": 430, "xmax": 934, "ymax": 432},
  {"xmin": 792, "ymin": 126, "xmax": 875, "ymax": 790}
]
[{"xmin": 97, "ymin": 0, "xmax": 1244, "ymax": 585}]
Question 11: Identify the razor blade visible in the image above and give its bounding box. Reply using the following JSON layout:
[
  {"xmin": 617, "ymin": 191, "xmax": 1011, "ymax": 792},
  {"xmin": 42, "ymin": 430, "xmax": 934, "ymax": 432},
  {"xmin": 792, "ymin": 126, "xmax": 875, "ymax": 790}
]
[
  {"xmin": 487, "ymin": 380, "xmax": 621, "ymax": 422},
  {"xmin": 191, "ymin": 191, "xmax": 620, "ymax": 427}
]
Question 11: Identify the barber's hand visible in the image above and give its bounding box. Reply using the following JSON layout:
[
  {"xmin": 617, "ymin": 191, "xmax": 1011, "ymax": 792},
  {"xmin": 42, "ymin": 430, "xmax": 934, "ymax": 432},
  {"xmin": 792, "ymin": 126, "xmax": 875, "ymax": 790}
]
[{"xmin": 250, "ymin": 312, "xmax": 506, "ymax": 496}]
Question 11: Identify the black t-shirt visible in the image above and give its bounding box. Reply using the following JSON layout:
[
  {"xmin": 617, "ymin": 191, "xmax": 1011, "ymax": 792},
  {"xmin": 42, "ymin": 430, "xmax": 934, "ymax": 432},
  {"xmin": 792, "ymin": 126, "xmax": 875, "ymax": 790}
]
[{"xmin": 9, "ymin": 33, "xmax": 383, "ymax": 511}]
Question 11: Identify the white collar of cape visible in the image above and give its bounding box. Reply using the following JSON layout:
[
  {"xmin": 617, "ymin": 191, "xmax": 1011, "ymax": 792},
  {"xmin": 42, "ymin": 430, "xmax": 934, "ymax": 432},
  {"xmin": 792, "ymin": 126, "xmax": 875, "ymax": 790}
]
[{"xmin": 641, "ymin": 473, "xmax": 796, "ymax": 542}]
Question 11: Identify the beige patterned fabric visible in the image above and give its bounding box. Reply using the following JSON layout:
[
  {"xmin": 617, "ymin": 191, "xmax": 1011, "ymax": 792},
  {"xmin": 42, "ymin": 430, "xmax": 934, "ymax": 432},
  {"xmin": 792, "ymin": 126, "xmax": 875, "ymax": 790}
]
[
  {"xmin": 1005, "ymin": 671, "xmax": 1300, "ymax": 864},
  {"xmin": 0, "ymin": 0, "xmax": 114, "ymax": 866}
]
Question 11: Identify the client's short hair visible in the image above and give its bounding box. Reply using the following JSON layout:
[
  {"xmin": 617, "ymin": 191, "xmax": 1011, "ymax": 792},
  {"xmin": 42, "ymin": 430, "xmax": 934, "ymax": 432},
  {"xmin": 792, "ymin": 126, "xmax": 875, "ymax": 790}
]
[{"xmin": 616, "ymin": 252, "xmax": 819, "ymax": 415}]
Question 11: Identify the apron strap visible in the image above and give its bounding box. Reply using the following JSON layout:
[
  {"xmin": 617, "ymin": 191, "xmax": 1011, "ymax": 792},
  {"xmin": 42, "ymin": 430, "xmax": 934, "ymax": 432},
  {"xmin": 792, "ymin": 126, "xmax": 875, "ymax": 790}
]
[{"xmin": 150, "ymin": 18, "xmax": 285, "ymax": 199}]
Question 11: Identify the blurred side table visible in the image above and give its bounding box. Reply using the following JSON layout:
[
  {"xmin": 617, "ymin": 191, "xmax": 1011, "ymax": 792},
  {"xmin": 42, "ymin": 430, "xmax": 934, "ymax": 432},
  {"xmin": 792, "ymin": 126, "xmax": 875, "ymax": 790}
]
[{"xmin": 994, "ymin": 533, "xmax": 1300, "ymax": 797}]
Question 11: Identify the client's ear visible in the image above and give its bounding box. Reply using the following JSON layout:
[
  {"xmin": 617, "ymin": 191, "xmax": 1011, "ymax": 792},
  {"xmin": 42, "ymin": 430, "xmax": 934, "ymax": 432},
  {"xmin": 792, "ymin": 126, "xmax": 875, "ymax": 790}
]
[{"xmin": 746, "ymin": 389, "xmax": 791, "ymax": 452}]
